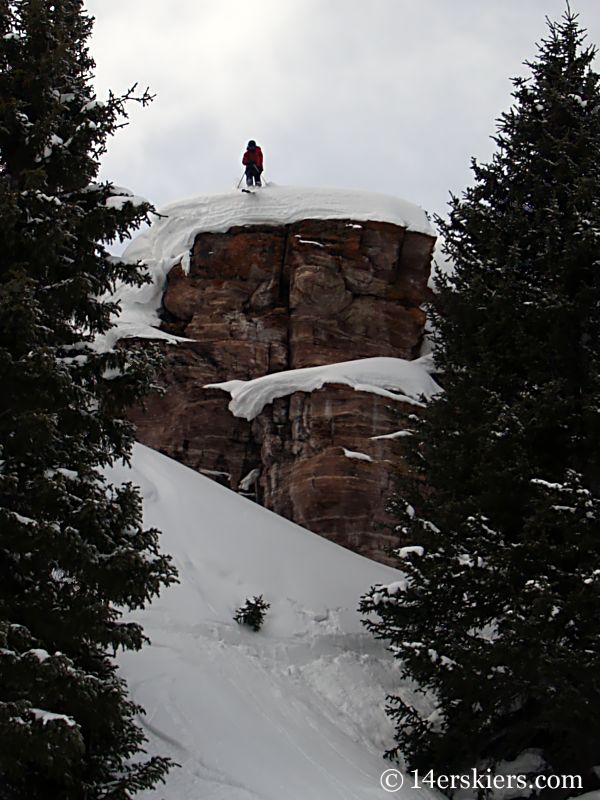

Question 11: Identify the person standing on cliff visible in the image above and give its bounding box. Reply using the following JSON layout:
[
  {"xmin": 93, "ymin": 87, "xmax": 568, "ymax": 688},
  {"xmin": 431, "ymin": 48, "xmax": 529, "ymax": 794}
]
[{"xmin": 242, "ymin": 140, "xmax": 263, "ymax": 187}]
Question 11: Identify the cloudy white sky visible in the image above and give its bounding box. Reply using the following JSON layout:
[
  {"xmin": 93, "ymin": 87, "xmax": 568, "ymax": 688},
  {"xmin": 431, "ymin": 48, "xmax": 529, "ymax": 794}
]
[{"xmin": 85, "ymin": 0, "xmax": 600, "ymax": 221}]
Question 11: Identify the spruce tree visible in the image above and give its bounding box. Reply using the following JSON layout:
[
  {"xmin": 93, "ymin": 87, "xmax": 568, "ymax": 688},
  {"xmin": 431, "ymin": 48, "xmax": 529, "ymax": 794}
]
[
  {"xmin": 234, "ymin": 595, "xmax": 271, "ymax": 632},
  {"xmin": 361, "ymin": 8, "xmax": 600, "ymax": 792},
  {"xmin": 0, "ymin": 2, "xmax": 177, "ymax": 797}
]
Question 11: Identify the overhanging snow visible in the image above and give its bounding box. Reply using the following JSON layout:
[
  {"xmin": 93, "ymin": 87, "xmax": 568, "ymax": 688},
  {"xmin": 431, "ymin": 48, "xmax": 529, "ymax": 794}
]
[{"xmin": 206, "ymin": 356, "xmax": 441, "ymax": 421}]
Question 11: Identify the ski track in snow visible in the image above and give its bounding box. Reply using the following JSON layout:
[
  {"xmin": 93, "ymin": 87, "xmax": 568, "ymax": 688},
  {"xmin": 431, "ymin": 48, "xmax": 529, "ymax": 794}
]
[{"xmin": 112, "ymin": 445, "xmax": 440, "ymax": 800}]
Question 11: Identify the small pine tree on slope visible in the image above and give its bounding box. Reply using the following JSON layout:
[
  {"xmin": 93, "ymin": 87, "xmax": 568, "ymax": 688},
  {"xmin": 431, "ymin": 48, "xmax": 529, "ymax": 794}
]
[
  {"xmin": 0, "ymin": 2, "xmax": 177, "ymax": 797},
  {"xmin": 361, "ymin": 8, "xmax": 600, "ymax": 792}
]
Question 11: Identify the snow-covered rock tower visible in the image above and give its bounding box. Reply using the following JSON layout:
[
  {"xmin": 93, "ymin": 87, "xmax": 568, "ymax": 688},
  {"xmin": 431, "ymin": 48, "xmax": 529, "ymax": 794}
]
[{"xmin": 117, "ymin": 185, "xmax": 437, "ymax": 563}]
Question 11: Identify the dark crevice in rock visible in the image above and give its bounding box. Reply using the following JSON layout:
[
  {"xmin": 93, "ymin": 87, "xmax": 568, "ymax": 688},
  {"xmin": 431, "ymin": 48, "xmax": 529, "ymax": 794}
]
[
  {"xmin": 277, "ymin": 224, "xmax": 292, "ymax": 308},
  {"xmin": 278, "ymin": 224, "xmax": 293, "ymax": 371}
]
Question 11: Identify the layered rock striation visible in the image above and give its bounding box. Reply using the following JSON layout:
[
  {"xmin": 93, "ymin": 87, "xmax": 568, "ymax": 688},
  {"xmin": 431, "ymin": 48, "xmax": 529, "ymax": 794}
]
[{"xmin": 124, "ymin": 187, "xmax": 436, "ymax": 563}]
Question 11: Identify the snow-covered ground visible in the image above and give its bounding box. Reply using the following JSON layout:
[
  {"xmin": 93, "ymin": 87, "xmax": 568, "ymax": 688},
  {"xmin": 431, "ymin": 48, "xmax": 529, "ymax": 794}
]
[
  {"xmin": 112, "ymin": 444, "xmax": 438, "ymax": 800},
  {"xmin": 97, "ymin": 184, "xmax": 434, "ymax": 350}
]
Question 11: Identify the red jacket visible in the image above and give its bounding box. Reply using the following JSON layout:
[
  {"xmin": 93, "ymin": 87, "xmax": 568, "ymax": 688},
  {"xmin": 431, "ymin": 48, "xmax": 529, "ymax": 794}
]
[{"xmin": 243, "ymin": 146, "xmax": 263, "ymax": 168}]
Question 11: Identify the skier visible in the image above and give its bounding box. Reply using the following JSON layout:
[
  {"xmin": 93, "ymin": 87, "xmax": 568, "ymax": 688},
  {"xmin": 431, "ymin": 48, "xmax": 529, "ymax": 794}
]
[{"xmin": 242, "ymin": 140, "xmax": 263, "ymax": 187}]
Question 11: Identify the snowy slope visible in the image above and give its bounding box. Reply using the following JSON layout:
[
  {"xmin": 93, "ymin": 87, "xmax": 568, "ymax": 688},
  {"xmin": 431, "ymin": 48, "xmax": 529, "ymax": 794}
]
[
  {"xmin": 98, "ymin": 184, "xmax": 434, "ymax": 349},
  {"xmin": 112, "ymin": 444, "xmax": 438, "ymax": 800}
]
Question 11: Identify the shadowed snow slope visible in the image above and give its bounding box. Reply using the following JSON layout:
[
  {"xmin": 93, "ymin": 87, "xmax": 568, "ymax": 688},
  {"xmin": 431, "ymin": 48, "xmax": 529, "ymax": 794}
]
[{"xmin": 112, "ymin": 444, "xmax": 438, "ymax": 800}]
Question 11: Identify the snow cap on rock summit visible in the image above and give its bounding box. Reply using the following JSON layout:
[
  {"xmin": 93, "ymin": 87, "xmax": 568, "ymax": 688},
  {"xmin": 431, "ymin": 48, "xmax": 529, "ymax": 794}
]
[{"xmin": 99, "ymin": 184, "xmax": 433, "ymax": 350}]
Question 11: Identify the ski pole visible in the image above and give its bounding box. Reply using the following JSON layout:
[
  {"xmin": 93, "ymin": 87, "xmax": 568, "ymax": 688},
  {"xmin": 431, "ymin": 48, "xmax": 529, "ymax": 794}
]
[{"xmin": 236, "ymin": 172, "xmax": 245, "ymax": 189}]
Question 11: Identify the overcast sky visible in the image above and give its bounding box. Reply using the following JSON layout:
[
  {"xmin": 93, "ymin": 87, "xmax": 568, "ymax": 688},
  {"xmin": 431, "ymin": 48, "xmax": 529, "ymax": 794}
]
[{"xmin": 84, "ymin": 0, "xmax": 600, "ymax": 222}]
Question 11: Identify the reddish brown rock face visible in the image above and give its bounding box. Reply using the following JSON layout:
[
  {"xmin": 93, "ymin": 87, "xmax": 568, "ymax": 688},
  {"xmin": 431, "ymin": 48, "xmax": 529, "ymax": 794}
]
[
  {"xmin": 129, "ymin": 217, "xmax": 434, "ymax": 563},
  {"xmin": 251, "ymin": 388, "xmax": 417, "ymax": 562}
]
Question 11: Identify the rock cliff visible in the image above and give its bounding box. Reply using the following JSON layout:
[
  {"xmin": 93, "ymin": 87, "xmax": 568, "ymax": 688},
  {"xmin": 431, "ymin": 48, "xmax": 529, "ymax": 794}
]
[{"xmin": 123, "ymin": 187, "xmax": 436, "ymax": 563}]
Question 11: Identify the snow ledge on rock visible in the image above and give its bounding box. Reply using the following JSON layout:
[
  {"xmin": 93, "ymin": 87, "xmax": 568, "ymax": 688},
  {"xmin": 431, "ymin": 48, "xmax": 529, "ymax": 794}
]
[{"xmin": 206, "ymin": 356, "xmax": 442, "ymax": 421}]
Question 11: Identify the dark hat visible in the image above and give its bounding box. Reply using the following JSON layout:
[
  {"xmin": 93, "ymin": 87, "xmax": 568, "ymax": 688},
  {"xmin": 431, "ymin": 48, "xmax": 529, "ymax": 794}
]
[{"xmin": 247, "ymin": 139, "xmax": 257, "ymax": 149}]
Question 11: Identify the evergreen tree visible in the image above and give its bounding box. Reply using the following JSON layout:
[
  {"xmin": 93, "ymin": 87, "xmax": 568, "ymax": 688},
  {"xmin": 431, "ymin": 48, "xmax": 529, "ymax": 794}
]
[
  {"xmin": 361, "ymin": 8, "xmax": 600, "ymax": 792},
  {"xmin": 234, "ymin": 595, "xmax": 271, "ymax": 632},
  {"xmin": 0, "ymin": 2, "xmax": 177, "ymax": 797}
]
